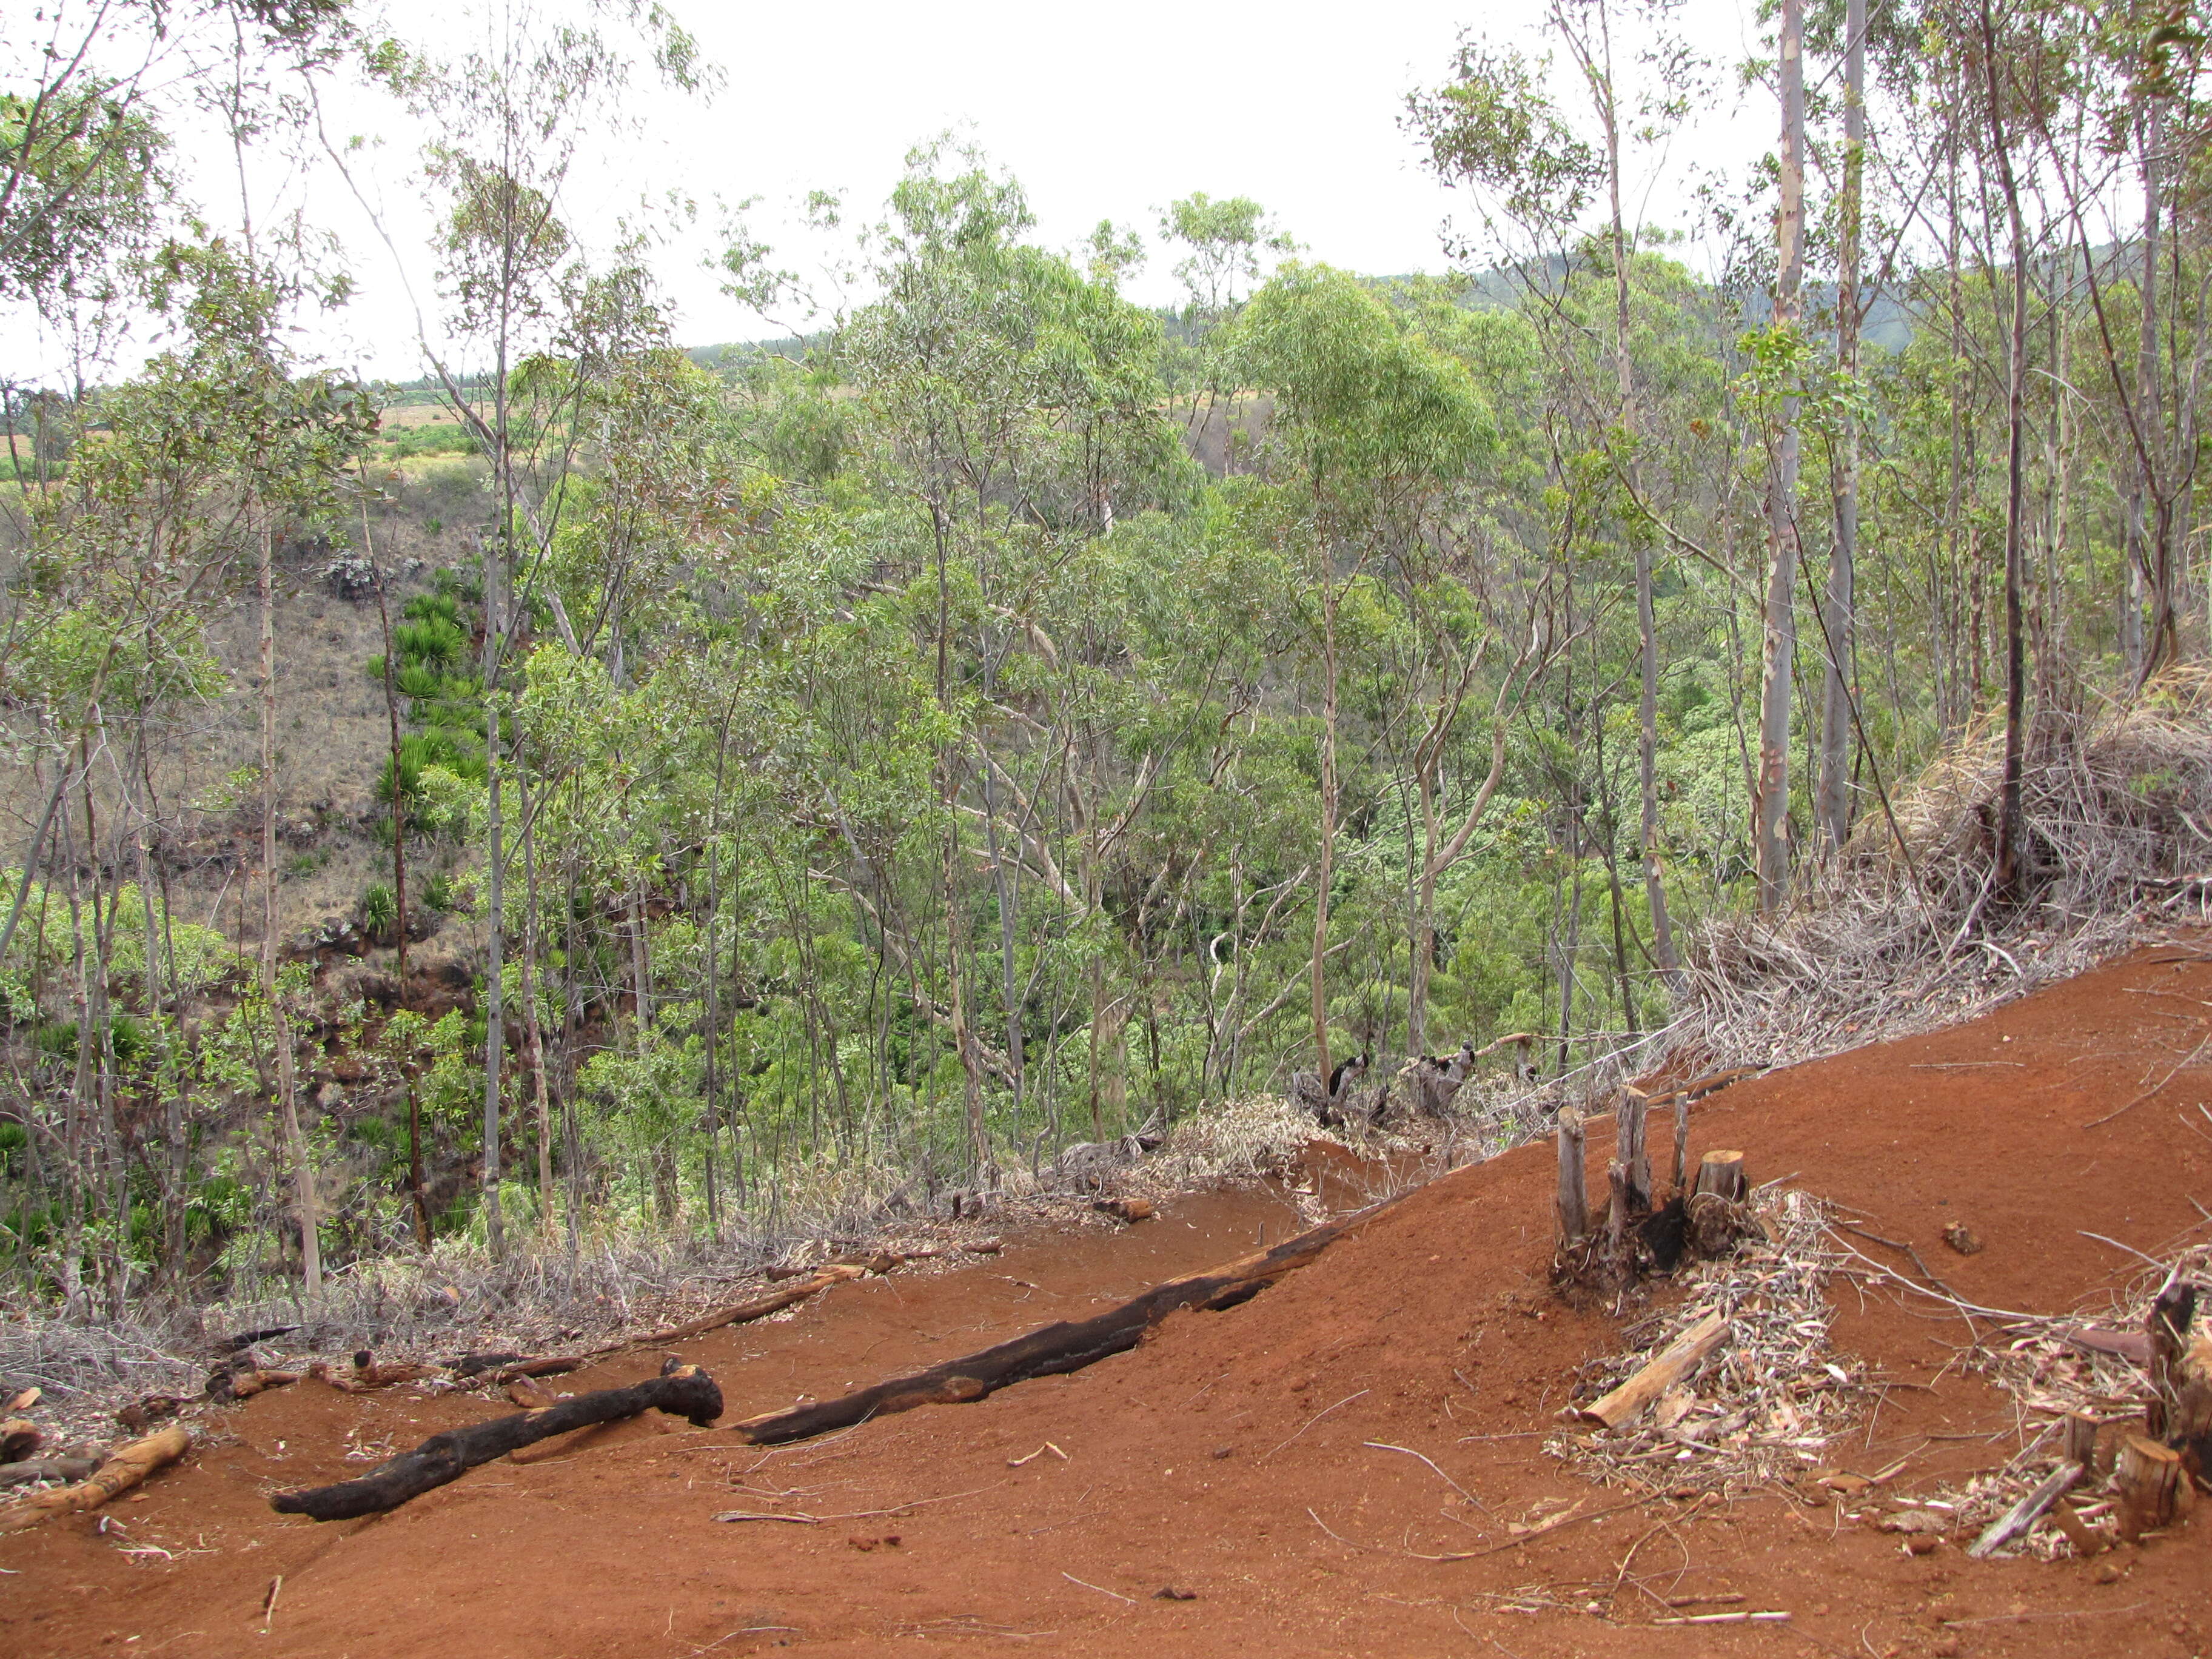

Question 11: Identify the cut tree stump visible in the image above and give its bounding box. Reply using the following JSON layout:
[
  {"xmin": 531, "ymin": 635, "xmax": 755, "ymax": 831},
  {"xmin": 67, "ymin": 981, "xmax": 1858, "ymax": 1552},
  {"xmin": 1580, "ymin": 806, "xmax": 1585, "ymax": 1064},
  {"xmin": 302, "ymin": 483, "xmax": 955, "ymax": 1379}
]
[
  {"xmin": 1555, "ymin": 1111, "xmax": 1589, "ymax": 1245},
  {"xmin": 732, "ymin": 1191, "xmax": 1415, "ymax": 1446},
  {"xmin": 2062, "ymin": 1411, "xmax": 2099, "ymax": 1473},
  {"xmin": 0, "ymin": 1456, "xmax": 98, "ymax": 1490},
  {"xmin": 271, "ymin": 1364, "xmax": 724, "ymax": 1521},
  {"xmin": 1617, "ymin": 1089, "xmax": 1652, "ymax": 1213},
  {"xmin": 1687, "ymin": 1151, "xmax": 1748, "ymax": 1257},
  {"xmin": 1606, "ymin": 1161, "xmax": 1631, "ymax": 1271},
  {"xmin": 1575, "ymin": 1311, "xmax": 1729, "ymax": 1430},
  {"xmin": 1968, "ymin": 1461, "xmax": 2082, "ymax": 1558},
  {"xmin": 0, "ymin": 1425, "xmax": 190, "ymax": 1533},
  {"xmin": 2116, "ymin": 1433, "xmax": 2187, "ymax": 1541}
]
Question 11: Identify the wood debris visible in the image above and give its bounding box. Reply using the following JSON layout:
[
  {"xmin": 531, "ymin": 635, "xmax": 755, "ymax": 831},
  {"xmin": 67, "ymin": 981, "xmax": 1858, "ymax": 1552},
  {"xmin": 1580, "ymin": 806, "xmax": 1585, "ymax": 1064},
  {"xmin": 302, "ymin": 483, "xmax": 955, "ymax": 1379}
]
[{"xmin": 1547, "ymin": 1188, "xmax": 1858, "ymax": 1494}]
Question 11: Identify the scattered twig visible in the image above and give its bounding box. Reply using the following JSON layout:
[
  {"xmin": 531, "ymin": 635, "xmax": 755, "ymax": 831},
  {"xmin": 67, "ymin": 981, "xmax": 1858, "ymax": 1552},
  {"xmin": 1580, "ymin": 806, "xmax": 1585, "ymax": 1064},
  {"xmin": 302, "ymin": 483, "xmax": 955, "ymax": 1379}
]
[
  {"xmin": 1262, "ymin": 1389, "xmax": 1367, "ymax": 1460},
  {"xmin": 2085, "ymin": 1029, "xmax": 2212, "ymax": 1126},
  {"xmin": 1061, "ymin": 1572, "xmax": 1133, "ymax": 1604},
  {"xmin": 1361, "ymin": 1441, "xmax": 1491, "ymax": 1514}
]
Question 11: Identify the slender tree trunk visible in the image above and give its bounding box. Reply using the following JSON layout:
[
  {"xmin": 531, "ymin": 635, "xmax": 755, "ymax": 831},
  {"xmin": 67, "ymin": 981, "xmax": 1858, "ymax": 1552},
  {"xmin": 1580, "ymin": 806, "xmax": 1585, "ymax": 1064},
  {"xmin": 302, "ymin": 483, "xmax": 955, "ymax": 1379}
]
[
  {"xmin": 480, "ymin": 534, "xmax": 506, "ymax": 1258},
  {"xmin": 518, "ymin": 785, "xmax": 553, "ymax": 1234},
  {"xmin": 1309, "ymin": 575, "xmax": 1339, "ymax": 1084},
  {"xmin": 1979, "ymin": 0, "xmax": 2030, "ymax": 893},
  {"xmin": 2127, "ymin": 101, "xmax": 2164, "ymax": 686},
  {"xmin": 1755, "ymin": 0, "xmax": 1808, "ymax": 914},
  {"xmin": 362, "ymin": 497, "xmax": 424, "ymax": 1242},
  {"xmin": 1817, "ymin": 0, "xmax": 1866, "ymax": 858},
  {"xmin": 261, "ymin": 525, "xmax": 320, "ymax": 1296}
]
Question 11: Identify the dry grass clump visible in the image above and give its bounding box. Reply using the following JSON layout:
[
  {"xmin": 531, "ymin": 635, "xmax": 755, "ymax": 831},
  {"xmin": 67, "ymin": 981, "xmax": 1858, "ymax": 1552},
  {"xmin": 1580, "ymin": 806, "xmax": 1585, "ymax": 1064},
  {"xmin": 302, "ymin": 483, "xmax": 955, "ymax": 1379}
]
[
  {"xmin": 1672, "ymin": 670, "xmax": 2212, "ymax": 1073},
  {"xmin": 1548, "ymin": 1188, "xmax": 1863, "ymax": 1495}
]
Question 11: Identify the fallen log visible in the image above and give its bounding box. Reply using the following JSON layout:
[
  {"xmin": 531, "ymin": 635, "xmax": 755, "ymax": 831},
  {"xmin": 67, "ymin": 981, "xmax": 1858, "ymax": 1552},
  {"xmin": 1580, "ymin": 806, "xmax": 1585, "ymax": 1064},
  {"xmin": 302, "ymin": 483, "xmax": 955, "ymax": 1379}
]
[
  {"xmin": 629, "ymin": 1264, "xmax": 865, "ymax": 1347},
  {"xmin": 464, "ymin": 1265, "xmax": 874, "ymax": 1389},
  {"xmin": 271, "ymin": 1363, "xmax": 725, "ymax": 1522},
  {"xmin": 1575, "ymin": 1311, "xmax": 1729, "ymax": 1430},
  {"xmin": 0, "ymin": 1456, "xmax": 98, "ymax": 1490},
  {"xmin": 0, "ymin": 1426, "xmax": 191, "ymax": 1533},
  {"xmin": 314, "ymin": 1353, "xmax": 444, "ymax": 1393},
  {"xmin": 734, "ymin": 1192, "xmax": 1415, "ymax": 1446}
]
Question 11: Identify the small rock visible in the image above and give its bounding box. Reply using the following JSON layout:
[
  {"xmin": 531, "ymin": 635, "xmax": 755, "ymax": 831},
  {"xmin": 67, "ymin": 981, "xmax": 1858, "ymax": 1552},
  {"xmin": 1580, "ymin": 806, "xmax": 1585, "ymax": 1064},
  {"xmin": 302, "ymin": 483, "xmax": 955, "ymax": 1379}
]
[
  {"xmin": 1905, "ymin": 1535, "xmax": 1940, "ymax": 1556},
  {"xmin": 1941, "ymin": 1222, "xmax": 1983, "ymax": 1256},
  {"xmin": 2093, "ymin": 1560, "xmax": 2125, "ymax": 1584},
  {"xmin": 1153, "ymin": 1586, "xmax": 1197, "ymax": 1601}
]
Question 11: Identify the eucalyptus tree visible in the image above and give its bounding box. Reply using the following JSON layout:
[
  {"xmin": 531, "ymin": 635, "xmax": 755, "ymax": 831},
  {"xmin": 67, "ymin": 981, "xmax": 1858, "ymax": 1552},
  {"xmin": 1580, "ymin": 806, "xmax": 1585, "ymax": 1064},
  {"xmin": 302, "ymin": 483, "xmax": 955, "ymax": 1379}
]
[
  {"xmin": 372, "ymin": 0, "xmax": 710, "ymax": 1251},
  {"xmin": 1228, "ymin": 263, "xmax": 1493, "ymax": 1080}
]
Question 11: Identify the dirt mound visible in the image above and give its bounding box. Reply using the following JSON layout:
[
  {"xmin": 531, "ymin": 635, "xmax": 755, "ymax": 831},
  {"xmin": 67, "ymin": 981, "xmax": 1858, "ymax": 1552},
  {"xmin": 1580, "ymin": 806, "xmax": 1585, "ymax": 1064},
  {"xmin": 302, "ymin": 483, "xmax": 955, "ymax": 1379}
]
[{"xmin": 6, "ymin": 947, "xmax": 2212, "ymax": 1656}]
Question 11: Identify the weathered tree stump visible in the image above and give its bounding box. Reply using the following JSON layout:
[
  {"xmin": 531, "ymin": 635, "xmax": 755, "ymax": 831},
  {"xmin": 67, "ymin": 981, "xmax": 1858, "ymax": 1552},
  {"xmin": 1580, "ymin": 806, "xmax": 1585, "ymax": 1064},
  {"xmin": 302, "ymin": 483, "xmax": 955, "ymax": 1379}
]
[
  {"xmin": 1687, "ymin": 1150, "xmax": 1748, "ymax": 1258},
  {"xmin": 2148, "ymin": 1282, "xmax": 2195, "ymax": 1441},
  {"xmin": 2062, "ymin": 1410, "xmax": 2100, "ymax": 1473},
  {"xmin": 2116, "ymin": 1433, "xmax": 2187, "ymax": 1541},
  {"xmin": 270, "ymin": 1364, "xmax": 724, "ymax": 1521},
  {"xmin": 1555, "ymin": 1111, "xmax": 1589, "ymax": 1245},
  {"xmin": 1606, "ymin": 1160, "xmax": 1632, "ymax": 1273},
  {"xmin": 1616, "ymin": 1088, "xmax": 1652, "ymax": 1213}
]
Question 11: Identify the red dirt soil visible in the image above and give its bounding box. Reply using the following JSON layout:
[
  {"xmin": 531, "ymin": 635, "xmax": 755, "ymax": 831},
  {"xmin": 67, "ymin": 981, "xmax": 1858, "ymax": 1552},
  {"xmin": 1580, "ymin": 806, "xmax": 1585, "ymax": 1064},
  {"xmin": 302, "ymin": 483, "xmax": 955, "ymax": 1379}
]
[{"xmin": 6, "ymin": 945, "xmax": 2212, "ymax": 1658}]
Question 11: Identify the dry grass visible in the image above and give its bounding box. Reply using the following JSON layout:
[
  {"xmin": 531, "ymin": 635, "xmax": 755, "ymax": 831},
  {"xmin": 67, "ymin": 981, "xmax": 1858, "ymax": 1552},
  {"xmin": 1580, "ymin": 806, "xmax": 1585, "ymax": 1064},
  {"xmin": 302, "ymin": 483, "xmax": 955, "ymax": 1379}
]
[{"xmin": 1667, "ymin": 671, "xmax": 2212, "ymax": 1076}]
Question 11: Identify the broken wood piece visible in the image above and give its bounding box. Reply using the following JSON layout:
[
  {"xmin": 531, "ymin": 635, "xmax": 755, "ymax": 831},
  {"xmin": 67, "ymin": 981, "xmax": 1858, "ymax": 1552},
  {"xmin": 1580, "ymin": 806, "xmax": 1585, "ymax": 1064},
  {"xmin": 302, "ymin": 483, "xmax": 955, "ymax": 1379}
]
[
  {"xmin": 1095, "ymin": 1197, "xmax": 1155, "ymax": 1222},
  {"xmin": 1617, "ymin": 1088, "xmax": 1652, "ymax": 1213},
  {"xmin": 734, "ymin": 1190, "xmax": 1417, "ymax": 1446},
  {"xmin": 2116, "ymin": 1433, "xmax": 2185, "ymax": 1541},
  {"xmin": 1672, "ymin": 1091, "xmax": 1691, "ymax": 1193},
  {"xmin": 1577, "ymin": 1312, "xmax": 1728, "ymax": 1431},
  {"xmin": 1653, "ymin": 1611, "xmax": 1790, "ymax": 1626},
  {"xmin": 0, "ymin": 1456, "xmax": 98, "ymax": 1490},
  {"xmin": 1967, "ymin": 1460, "xmax": 2082, "ymax": 1558},
  {"xmin": 5, "ymin": 1388, "xmax": 40, "ymax": 1413},
  {"xmin": 2050, "ymin": 1498, "xmax": 2105, "ymax": 1557},
  {"xmin": 1008, "ymin": 1441, "xmax": 1068, "ymax": 1467},
  {"xmin": 2060, "ymin": 1326, "xmax": 2153, "ymax": 1364},
  {"xmin": 504, "ymin": 1377, "xmax": 560, "ymax": 1409},
  {"xmin": 0, "ymin": 1419, "xmax": 39, "ymax": 1463},
  {"xmin": 0, "ymin": 1426, "xmax": 191, "ymax": 1532},
  {"xmin": 1555, "ymin": 1111, "xmax": 1589, "ymax": 1245},
  {"xmin": 271, "ymin": 1365, "xmax": 724, "ymax": 1521},
  {"xmin": 207, "ymin": 1367, "xmax": 303, "ymax": 1404}
]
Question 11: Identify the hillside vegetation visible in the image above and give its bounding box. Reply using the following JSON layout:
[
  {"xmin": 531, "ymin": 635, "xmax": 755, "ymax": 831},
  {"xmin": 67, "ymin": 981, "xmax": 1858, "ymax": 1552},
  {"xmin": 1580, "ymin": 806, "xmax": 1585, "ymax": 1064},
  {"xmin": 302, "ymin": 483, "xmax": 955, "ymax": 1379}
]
[{"xmin": 2, "ymin": 0, "xmax": 2210, "ymax": 1326}]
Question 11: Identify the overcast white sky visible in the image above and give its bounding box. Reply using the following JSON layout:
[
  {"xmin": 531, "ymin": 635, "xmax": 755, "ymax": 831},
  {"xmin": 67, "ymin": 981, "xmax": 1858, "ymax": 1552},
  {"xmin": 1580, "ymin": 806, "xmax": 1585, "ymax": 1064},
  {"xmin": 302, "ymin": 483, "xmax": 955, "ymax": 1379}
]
[{"xmin": 21, "ymin": 0, "xmax": 1778, "ymax": 383}]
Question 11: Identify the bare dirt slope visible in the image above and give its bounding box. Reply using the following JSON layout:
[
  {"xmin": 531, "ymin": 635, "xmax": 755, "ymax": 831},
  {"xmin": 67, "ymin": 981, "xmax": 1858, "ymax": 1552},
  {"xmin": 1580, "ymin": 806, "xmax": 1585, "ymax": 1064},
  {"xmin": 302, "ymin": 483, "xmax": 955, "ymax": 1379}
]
[{"xmin": 6, "ymin": 944, "xmax": 2212, "ymax": 1658}]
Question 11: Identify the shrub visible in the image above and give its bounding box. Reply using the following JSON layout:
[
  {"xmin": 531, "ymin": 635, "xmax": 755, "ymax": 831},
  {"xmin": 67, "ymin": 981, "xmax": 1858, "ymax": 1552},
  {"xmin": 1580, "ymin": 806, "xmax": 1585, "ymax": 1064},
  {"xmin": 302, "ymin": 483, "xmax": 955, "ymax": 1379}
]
[{"xmin": 361, "ymin": 882, "xmax": 397, "ymax": 938}]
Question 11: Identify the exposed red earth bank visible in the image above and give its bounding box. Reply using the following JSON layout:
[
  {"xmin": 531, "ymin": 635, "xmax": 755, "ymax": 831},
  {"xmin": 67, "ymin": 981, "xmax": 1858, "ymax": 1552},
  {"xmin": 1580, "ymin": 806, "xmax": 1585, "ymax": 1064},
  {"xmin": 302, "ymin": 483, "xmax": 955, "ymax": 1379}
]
[{"xmin": 5, "ymin": 943, "xmax": 2211, "ymax": 1658}]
